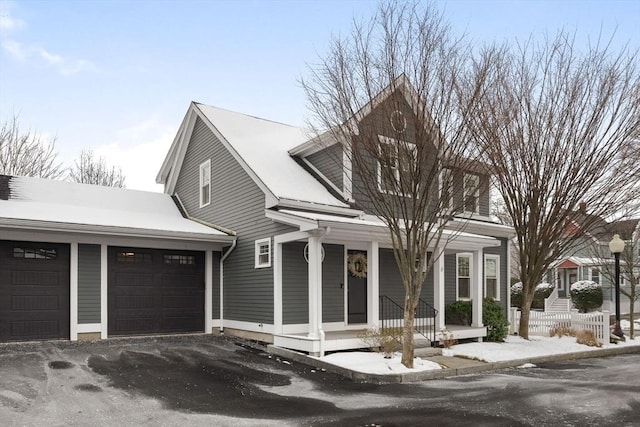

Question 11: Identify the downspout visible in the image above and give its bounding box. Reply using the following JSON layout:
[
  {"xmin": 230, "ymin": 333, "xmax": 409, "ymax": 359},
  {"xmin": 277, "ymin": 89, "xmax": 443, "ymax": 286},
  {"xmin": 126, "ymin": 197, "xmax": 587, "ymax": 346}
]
[{"xmin": 220, "ymin": 239, "xmax": 237, "ymax": 333}]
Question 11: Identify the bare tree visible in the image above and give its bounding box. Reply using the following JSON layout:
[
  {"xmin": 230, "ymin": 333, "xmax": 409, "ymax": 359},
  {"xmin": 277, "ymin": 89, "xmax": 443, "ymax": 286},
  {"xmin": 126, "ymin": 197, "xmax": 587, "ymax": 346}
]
[
  {"xmin": 0, "ymin": 115, "xmax": 65, "ymax": 179},
  {"xmin": 69, "ymin": 149, "xmax": 126, "ymax": 187},
  {"xmin": 468, "ymin": 33, "xmax": 640, "ymax": 338},
  {"xmin": 302, "ymin": 2, "xmax": 491, "ymax": 367}
]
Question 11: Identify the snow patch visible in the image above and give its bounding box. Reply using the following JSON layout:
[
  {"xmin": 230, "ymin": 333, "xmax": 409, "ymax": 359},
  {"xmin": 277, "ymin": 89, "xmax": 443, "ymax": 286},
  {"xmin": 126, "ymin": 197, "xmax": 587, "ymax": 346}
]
[
  {"xmin": 570, "ymin": 280, "xmax": 600, "ymax": 292},
  {"xmin": 313, "ymin": 352, "xmax": 442, "ymax": 374}
]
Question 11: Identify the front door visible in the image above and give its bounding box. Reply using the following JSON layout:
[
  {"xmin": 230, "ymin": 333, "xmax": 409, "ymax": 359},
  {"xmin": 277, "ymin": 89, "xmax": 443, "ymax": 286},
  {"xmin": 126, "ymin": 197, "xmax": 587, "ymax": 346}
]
[{"xmin": 347, "ymin": 250, "xmax": 367, "ymax": 324}]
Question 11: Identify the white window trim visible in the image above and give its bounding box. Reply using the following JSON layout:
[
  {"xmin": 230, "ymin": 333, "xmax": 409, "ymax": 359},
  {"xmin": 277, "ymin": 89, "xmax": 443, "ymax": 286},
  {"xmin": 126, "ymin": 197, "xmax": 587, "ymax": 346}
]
[
  {"xmin": 456, "ymin": 253, "xmax": 472, "ymax": 300},
  {"xmin": 484, "ymin": 254, "xmax": 500, "ymax": 301},
  {"xmin": 255, "ymin": 238, "xmax": 271, "ymax": 269},
  {"xmin": 463, "ymin": 173, "xmax": 480, "ymax": 214},
  {"xmin": 199, "ymin": 160, "xmax": 211, "ymax": 208},
  {"xmin": 377, "ymin": 135, "xmax": 416, "ymax": 197}
]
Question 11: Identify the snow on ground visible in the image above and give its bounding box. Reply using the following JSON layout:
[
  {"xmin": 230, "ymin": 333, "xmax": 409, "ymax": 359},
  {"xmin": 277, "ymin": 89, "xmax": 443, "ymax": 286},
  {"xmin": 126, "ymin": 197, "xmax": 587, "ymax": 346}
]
[
  {"xmin": 313, "ymin": 352, "xmax": 442, "ymax": 374},
  {"xmin": 314, "ymin": 335, "xmax": 640, "ymax": 375},
  {"xmin": 621, "ymin": 319, "xmax": 640, "ymax": 330}
]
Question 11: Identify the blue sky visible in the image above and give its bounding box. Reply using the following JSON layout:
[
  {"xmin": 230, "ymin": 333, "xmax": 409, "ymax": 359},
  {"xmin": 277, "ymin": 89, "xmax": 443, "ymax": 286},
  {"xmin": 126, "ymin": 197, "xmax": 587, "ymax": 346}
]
[{"xmin": 1, "ymin": 0, "xmax": 639, "ymax": 191}]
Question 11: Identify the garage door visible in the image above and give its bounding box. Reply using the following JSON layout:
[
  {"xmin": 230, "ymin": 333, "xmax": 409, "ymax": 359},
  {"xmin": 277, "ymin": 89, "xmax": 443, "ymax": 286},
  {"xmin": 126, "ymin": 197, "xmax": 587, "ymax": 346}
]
[
  {"xmin": 0, "ymin": 240, "xmax": 70, "ymax": 342},
  {"xmin": 108, "ymin": 247, "xmax": 205, "ymax": 336}
]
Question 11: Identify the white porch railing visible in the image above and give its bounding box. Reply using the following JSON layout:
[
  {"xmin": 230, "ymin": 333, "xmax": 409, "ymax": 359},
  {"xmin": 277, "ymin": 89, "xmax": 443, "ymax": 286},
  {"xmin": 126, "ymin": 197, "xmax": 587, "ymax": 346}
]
[
  {"xmin": 510, "ymin": 308, "xmax": 610, "ymax": 345},
  {"xmin": 544, "ymin": 286, "xmax": 559, "ymax": 311}
]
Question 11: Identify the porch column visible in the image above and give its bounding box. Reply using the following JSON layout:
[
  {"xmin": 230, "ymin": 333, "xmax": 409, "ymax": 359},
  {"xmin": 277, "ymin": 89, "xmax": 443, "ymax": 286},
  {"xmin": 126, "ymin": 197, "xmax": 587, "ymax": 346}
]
[
  {"xmin": 205, "ymin": 250, "xmax": 213, "ymax": 334},
  {"xmin": 100, "ymin": 244, "xmax": 108, "ymax": 339},
  {"xmin": 308, "ymin": 234, "xmax": 323, "ymax": 338},
  {"xmin": 273, "ymin": 240, "xmax": 283, "ymax": 335},
  {"xmin": 471, "ymin": 249, "xmax": 483, "ymax": 328},
  {"xmin": 433, "ymin": 247, "xmax": 445, "ymax": 331},
  {"xmin": 367, "ymin": 241, "xmax": 379, "ymax": 327},
  {"xmin": 70, "ymin": 242, "xmax": 78, "ymax": 341}
]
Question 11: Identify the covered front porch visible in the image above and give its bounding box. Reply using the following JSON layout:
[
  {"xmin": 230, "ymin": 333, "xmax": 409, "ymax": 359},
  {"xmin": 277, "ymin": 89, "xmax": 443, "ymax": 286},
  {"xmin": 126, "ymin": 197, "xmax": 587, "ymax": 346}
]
[{"xmin": 267, "ymin": 209, "xmax": 499, "ymax": 356}]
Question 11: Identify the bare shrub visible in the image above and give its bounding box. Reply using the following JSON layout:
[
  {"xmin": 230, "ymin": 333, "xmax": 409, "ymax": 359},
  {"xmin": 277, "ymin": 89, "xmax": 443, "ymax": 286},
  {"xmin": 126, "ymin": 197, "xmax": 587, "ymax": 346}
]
[
  {"xmin": 575, "ymin": 329, "xmax": 602, "ymax": 347},
  {"xmin": 358, "ymin": 327, "xmax": 403, "ymax": 358},
  {"xmin": 440, "ymin": 328, "xmax": 457, "ymax": 349}
]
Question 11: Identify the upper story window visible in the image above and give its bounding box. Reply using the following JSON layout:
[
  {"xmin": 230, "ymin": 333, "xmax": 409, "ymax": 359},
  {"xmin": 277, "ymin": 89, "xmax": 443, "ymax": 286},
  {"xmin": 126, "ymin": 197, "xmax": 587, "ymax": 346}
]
[
  {"xmin": 457, "ymin": 253, "xmax": 471, "ymax": 300},
  {"xmin": 377, "ymin": 135, "xmax": 416, "ymax": 196},
  {"xmin": 199, "ymin": 160, "xmax": 211, "ymax": 208},
  {"xmin": 255, "ymin": 238, "xmax": 271, "ymax": 268},
  {"xmin": 463, "ymin": 173, "xmax": 479, "ymax": 214},
  {"xmin": 484, "ymin": 254, "xmax": 500, "ymax": 300},
  {"xmin": 439, "ymin": 168, "xmax": 453, "ymax": 210}
]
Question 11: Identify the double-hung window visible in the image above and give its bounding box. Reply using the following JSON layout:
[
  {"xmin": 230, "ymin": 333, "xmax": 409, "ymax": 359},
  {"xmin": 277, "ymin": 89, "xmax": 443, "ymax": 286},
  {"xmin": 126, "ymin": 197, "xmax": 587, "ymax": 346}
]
[
  {"xmin": 463, "ymin": 173, "xmax": 479, "ymax": 214},
  {"xmin": 484, "ymin": 255, "xmax": 500, "ymax": 300},
  {"xmin": 591, "ymin": 268, "xmax": 600, "ymax": 284},
  {"xmin": 255, "ymin": 238, "xmax": 271, "ymax": 268},
  {"xmin": 199, "ymin": 160, "xmax": 211, "ymax": 208},
  {"xmin": 377, "ymin": 135, "xmax": 416, "ymax": 196},
  {"xmin": 457, "ymin": 254, "xmax": 471, "ymax": 299}
]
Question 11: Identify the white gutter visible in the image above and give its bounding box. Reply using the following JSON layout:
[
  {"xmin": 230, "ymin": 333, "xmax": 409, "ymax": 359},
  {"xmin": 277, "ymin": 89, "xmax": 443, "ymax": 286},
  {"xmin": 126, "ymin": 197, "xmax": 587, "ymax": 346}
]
[{"xmin": 219, "ymin": 239, "xmax": 237, "ymax": 332}]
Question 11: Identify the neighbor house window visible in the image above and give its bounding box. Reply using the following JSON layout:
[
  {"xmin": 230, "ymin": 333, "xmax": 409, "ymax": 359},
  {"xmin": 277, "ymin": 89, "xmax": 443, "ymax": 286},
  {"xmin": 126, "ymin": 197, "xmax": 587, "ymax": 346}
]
[
  {"xmin": 199, "ymin": 160, "xmax": 211, "ymax": 207},
  {"xmin": 463, "ymin": 173, "xmax": 479, "ymax": 214},
  {"xmin": 457, "ymin": 254, "xmax": 471, "ymax": 299},
  {"xmin": 485, "ymin": 255, "xmax": 500, "ymax": 300},
  {"xmin": 255, "ymin": 238, "xmax": 271, "ymax": 268},
  {"xmin": 439, "ymin": 168, "xmax": 453, "ymax": 210},
  {"xmin": 377, "ymin": 135, "xmax": 416, "ymax": 196},
  {"xmin": 591, "ymin": 268, "xmax": 600, "ymax": 284},
  {"xmin": 12, "ymin": 247, "xmax": 57, "ymax": 260}
]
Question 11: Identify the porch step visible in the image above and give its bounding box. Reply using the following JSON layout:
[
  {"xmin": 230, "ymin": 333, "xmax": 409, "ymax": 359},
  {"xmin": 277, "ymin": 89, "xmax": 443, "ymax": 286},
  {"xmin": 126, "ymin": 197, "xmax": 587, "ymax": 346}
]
[
  {"xmin": 414, "ymin": 346, "xmax": 442, "ymax": 357},
  {"xmin": 414, "ymin": 336, "xmax": 434, "ymax": 349},
  {"xmin": 547, "ymin": 298, "xmax": 571, "ymax": 312}
]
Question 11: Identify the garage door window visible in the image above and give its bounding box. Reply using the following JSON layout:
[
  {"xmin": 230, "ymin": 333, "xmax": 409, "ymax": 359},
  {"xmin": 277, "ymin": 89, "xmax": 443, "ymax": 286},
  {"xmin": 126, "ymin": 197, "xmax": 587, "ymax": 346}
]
[
  {"xmin": 116, "ymin": 251, "xmax": 152, "ymax": 263},
  {"xmin": 12, "ymin": 247, "xmax": 57, "ymax": 260},
  {"xmin": 164, "ymin": 254, "xmax": 195, "ymax": 265}
]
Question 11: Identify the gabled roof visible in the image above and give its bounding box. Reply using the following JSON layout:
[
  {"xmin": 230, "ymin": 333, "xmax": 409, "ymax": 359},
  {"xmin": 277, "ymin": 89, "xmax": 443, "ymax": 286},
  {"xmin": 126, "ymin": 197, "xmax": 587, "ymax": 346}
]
[
  {"xmin": 0, "ymin": 175, "xmax": 234, "ymax": 242},
  {"xmin": 157, "ymin": 103, "xmax": 350, "ymax": 212}
]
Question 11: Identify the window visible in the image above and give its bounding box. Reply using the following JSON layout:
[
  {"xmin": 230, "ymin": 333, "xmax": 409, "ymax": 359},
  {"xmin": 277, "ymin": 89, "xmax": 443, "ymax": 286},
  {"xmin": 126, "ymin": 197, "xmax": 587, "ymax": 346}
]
[
  {"xmin": 12, "ymin": 247, "xmax": 57, "ymax": 260},
  {"xmin": 485, "ymin": 255, "xmax": 500, "ymax": 300},
  {"xmin": 255, "ymin": 238, "xmax": 271, "ymax": 268},
  {"xmin": 164, "ymin": 254, "xmax": 195, "ymax": 265},
  {"xmin": 463, "ymin": 173, "xmax": 479, "ymax": 214},
  {"xmin": 440, "ymin": 168, "xmax": 453, "ymax": 209},
  {"xmin": 116, "ymin": 251, "xmax": 152, "ymax": 263},
  {"xmin": 199, "ymin": 160, "xmax": 211, "ymax": 207},
  {"xmin": 377, "ymin": 135, "xmax": 416, "ymax": 195},
  {"xmin": 457, "ymin": 254, "xmax": 471, "ymax": 299},
  {"xmin": 591, "ymin": 268, "xmax": 600, "ymax": 284}
]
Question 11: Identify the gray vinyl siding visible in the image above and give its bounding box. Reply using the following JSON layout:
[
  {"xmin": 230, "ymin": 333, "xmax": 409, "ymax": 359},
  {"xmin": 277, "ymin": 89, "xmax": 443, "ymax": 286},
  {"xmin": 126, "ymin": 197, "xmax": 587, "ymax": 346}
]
[
  {"xmin": 379, "ymin": 248, "xmax": 434, "ymax": 306},
  {"xmin": 322, "ymin": 244, "xmax": 344, "ymax": 322},
  {"xmin": 306, "ymin": 145, "xmax": 343, "ymax": 190},
  {"xmin": 212, "ymin": 251, "xmax": 221, "ymax": 319},
  {"xmin": 78, "ymin": 244, "xmax": 101, "ymax": 324},
  {"xmin": 484, "ymin": 238, "xmax": 508, "ymax": 312},
  {"xmin": 174, "ymin": 116, "xmax": 295, "ymax": 325},
  {"xmin": 282, "ymin": 242, "xmax": 308, "ymax": 324}
]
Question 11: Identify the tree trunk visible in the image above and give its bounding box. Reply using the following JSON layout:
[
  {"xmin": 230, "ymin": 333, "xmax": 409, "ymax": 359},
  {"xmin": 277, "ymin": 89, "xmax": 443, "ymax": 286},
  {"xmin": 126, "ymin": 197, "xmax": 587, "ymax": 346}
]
[
  {"xmin": 629, "ymin": 298, "xmax": 635, "ymax": 339},
  {"xmin": 518, "ymin": 291, "xmax": 534, "ymax": 339},
  {"xmin": 401, "ymin": 297, "xmax": 416, "ymax": 368}
]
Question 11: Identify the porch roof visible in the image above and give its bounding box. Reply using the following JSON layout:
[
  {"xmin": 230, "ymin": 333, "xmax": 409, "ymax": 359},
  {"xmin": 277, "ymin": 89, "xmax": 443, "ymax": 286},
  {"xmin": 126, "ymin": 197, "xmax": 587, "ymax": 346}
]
[{"xmin": 266, "ymin": 209, "xmax": 501, "ymax": 250}]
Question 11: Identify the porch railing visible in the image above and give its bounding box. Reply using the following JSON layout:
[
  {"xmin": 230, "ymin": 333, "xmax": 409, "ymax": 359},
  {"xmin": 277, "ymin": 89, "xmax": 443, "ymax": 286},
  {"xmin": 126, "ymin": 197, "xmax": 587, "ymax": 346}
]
[{"xmin": 379, "ymin": 295, "xmax": 438, "ymax": 345}]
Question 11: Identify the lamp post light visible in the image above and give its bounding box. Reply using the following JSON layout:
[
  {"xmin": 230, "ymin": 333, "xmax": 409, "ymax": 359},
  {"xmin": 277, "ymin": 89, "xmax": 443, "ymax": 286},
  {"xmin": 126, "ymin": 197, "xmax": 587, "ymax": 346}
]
[{"xmin": 609, "ymin": 233, "xmax": 625, "ymax": 339}]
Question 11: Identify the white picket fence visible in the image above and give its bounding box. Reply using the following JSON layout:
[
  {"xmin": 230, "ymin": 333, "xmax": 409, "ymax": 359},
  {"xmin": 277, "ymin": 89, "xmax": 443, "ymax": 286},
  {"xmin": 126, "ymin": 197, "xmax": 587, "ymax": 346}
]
[{"xmin": 510, "ymin": 308, "xmax": 610, "ymax": 344}]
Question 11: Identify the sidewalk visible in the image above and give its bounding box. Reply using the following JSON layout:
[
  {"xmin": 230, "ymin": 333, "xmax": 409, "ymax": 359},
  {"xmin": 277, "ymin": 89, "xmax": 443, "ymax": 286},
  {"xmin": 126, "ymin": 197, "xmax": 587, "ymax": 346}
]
[{"xmin": 267, "ymin": 335, "xmax": 640, "ymax": 383}]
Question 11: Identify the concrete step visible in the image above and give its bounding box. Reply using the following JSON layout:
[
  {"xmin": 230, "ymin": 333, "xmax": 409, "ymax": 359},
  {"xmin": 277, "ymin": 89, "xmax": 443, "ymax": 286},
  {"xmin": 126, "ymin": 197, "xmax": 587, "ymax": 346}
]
[{"xmin": 414, "ymin": 346, "xmax": 442, "ymax": 358}]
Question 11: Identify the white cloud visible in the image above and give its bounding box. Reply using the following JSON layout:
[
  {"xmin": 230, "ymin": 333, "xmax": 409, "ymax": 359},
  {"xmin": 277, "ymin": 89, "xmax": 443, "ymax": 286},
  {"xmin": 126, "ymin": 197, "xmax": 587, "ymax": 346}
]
[
  {"xmin": 0, "ymin": 2, "xmax": 25, "ymax": 31},
  {"xmin": 1, "ymin": 39, "xmax": 25, "ymax": 60}
]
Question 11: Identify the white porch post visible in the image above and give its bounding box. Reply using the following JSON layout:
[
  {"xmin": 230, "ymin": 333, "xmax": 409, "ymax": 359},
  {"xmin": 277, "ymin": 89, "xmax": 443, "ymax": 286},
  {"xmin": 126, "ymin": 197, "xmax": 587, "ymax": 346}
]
[
  {"xmin": 205, "ymin": 250, "xmax": 213, "ymax": 334},
  {"xmin": 471, "ymin": 249, "xmax": 483, "ymax": 328},
  {"xmin": 434, "ymin": 247, "xmax": 446, "ymax": 331},
  {"xmin": 308, "ymin": 234, "xmax": 323, "ymax": 338},
  {"xmin": 367, "ymin": 241, "xmax": 379, "ymax": 327},
  {"xmin": 100, "ymin": 244, "xmax": 108, "ymax": 339},
  {"xmin": 273, "ymin": 239, "xmax": 283, "ymax": 335},
  {"xmin": 70, "ymin": 242, "xmax": 78, "ymax": 341}
]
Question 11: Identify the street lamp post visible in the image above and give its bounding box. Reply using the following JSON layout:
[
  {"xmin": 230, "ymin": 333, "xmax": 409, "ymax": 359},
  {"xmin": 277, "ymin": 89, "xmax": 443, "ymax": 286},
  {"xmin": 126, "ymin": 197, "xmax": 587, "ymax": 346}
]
[{"xmin": 609, "ymin": 234, "xmax": 625, "ymax": 339}]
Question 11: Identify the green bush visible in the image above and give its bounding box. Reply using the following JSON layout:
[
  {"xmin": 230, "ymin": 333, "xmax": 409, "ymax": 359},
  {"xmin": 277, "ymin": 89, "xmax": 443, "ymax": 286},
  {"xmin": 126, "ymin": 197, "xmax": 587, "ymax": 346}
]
[
  {"xmin": 483, "ymin": 297, "xmax": 509, "ymax": 342},
  {"xmin": 570, "ymin": 281, "xmax": 603, "ymax": 313},
  {"xmin": 510, "ymin": 282, "xmax": 555, "ymax": 309},
  {"xmin": 445, "ymin": 299, "xmax": 509, "ymax": 342},
  {"xmin": 510, "ymin": 282, "xmax": 523, "ymax": 308},
  {"xmin": 445, "ymin": 300, "xmax": 472, "ymax": 326}
]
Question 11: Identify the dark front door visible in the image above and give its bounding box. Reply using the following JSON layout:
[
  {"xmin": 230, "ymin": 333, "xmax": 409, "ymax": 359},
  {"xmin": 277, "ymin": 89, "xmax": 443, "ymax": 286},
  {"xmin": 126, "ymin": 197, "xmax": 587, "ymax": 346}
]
[
  {"xmin": 0, "ymin": 240, "xmax": 70, "ymax": 342},
  {"xmin": 347, "ymin": 250, "xmax": 367, "ymax": 324},
  {"xmin": 108, "ymin": 247, "xmax": 205, "ymax": 336}
]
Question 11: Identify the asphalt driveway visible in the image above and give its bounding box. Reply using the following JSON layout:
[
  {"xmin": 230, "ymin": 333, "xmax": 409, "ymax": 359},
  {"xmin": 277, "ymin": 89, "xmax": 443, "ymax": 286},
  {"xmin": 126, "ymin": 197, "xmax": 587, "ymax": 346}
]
[{"xmin": 1, "ymin": 335, "xmax": 639, "ymax": 426}]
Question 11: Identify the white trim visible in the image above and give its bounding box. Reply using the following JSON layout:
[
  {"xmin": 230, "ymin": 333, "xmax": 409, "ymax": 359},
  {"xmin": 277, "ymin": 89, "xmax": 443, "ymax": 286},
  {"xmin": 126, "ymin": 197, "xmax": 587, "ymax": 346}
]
[
  {"xmin": 472, "ymin": 250, "xmax": 483, "ymax": 328},
  {"xmin": 255, "ymin": 237, "xmax": 272, "ymax": 268},
  {"xmin": 222, "ymin": 319, "xmax": 274, "ymax": 334},
  {"xmin": 276, "ymin": 198, "xmax": 359, "ymax": 216},
  {"xmin": 274, "ymin": 239, "xmax": 283, "ymax": 334},
  {"xmin": 161, "ymin": 107, "xmax": 198, "ymax": 191},
  {"xmin": 484, "ymin": 254, "xmax": 500, "ymax": 301},
  {"xmin": 76, "ymin": 323, "xmax": 101, "ymax": 334},
  {"xmin": 434, "ymin": 246, "xmax": 446, "ymax": 330},
  {"xmin": 376, "ymin": 135, "xmax": 417, "ymax": 197},
  {"xmin": 281, "ymin": 321, "xmax": 366, "ymax": 334},
  {"xmin": 367, "ymin": 241, "xmax": 379, "ymax": 328},
  {"xmin": 300, "ymin": 157, "xmax": 346, "ymax": 199},
  {"xmin": 101, "ymin": 244, "xmax": 108, "ymax": 339},
  {"xmin": 308, "ymin": 234, "xmax": 323, "ymax": 338},
  {"xmin": 506, "ymin": 239, "xmax": 512, "ymax": 310},
  {"xmin": 70, "ymin": 242, "xmax": 78, "ymax": 341},
  {"xmin": 456, "ymin": 253, "xmax": 472, "ymax": 300},
  {"xmin": 343, "ymin": 147, "xmax": 353, "ymax": 201},
  {"xmin": 205, "ymin": 250, "xmax": 213, "ymax": 333},
  {"xmin": 199, "ymin": 159, "xmax": 211, "ymax": 208}
]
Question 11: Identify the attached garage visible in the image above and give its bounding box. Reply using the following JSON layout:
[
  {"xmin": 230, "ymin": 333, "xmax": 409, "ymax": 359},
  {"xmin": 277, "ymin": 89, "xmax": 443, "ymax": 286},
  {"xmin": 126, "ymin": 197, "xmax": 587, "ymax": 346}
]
[
  {"xmin": 108, "ymin": 247, "xmax": 205, "ymax": 336},
  {"xmin": 0, "ymin": 240, "xmax": 70, "ymax": 342}
]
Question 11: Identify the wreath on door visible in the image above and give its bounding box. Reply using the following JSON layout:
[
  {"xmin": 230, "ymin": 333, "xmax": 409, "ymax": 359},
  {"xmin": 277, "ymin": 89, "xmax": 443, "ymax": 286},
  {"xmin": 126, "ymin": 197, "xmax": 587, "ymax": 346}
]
[{"xmin": 348, "ymin": 252, "xmax": 367, "ymax": 278}]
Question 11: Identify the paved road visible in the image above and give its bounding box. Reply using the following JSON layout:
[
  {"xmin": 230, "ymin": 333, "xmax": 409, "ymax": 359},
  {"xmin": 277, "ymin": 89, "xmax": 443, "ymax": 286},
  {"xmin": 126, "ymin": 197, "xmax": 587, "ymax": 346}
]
[{"xmin": 1, "ymin": 335, "xmax": 638, "ymax": 426}]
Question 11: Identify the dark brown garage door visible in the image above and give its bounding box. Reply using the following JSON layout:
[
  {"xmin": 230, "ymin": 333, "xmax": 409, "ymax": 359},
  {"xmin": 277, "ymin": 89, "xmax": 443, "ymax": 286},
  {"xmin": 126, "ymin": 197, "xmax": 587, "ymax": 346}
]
[
  {"xmin": 108, "ymin": 247, "xmax": 205, "ymax": 336},
  {"xmin": 0, "ymin": 240, "xmax": 70, "ymax": 342}
]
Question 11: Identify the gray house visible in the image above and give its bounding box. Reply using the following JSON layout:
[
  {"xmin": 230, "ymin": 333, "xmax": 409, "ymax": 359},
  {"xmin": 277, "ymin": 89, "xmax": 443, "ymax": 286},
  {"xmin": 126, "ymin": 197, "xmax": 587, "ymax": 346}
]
[{"xmin": 157, "ymin": 80, "xmax": 514, "ymax": 355}]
